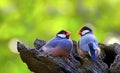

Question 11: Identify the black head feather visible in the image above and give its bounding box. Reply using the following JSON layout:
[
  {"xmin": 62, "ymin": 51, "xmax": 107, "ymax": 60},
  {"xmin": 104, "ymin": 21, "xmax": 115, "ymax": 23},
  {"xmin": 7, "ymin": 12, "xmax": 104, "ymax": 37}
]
[
  {"xmin": 56, "ymin": 30, "xmax": 70, "ymax": 39},
  {"xmin": 80, "ymin": 26, "xmax": 92, "ymax": 32}
]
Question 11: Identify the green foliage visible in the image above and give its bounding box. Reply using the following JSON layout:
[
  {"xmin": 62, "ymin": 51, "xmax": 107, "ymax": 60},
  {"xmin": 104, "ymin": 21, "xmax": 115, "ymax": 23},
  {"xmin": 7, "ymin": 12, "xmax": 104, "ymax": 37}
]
[{"xmin": 0, "ymin": 0, "xmax": 120, "ymax": 73}]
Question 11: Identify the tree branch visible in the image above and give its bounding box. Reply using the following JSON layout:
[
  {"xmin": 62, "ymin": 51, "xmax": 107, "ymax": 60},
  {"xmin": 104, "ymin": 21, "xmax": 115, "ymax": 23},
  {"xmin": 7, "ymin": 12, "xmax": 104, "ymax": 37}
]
[{"xmin": 17, "ymin": 39, "xmax": 120, "ymax": 73}]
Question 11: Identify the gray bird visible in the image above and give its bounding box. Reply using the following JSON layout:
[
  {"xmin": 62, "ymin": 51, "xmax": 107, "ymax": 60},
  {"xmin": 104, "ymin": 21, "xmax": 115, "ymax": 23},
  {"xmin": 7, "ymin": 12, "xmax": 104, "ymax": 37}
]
[
  {"xmin": 41, "ymin": 30, "xmax": 73, "ymax": 59},
  {"xmin": 78, "ymin": 26, "xmax": 101, "ymax": 61}
]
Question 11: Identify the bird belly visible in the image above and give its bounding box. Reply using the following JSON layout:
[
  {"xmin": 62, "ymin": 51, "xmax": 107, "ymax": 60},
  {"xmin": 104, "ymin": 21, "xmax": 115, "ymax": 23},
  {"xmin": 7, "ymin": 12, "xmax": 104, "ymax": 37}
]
[
  {"xmin": 42, "ymin": 46, "xmax": 69, "ymax": 57},
  {"xmin": 51, "ymin": 48, "xmax": 69, "ymax": 56},
  {"xmin": 78, "ymin": 48, "xmax": 88, "ymax": 57}
]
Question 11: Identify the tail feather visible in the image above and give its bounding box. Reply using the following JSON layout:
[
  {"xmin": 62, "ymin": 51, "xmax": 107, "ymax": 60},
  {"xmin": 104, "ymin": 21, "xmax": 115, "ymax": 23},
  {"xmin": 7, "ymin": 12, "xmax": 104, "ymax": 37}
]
[{"xmin": 88, "ymin": 43, "xmax": 98, "ymax": 61}]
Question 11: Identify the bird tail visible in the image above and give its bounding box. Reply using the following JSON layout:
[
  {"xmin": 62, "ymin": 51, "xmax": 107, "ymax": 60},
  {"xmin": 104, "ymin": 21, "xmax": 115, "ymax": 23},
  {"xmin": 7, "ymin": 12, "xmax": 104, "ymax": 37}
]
[{"xmin": 88, "ymin": 43, "xmax": 98, "ymax": 61}]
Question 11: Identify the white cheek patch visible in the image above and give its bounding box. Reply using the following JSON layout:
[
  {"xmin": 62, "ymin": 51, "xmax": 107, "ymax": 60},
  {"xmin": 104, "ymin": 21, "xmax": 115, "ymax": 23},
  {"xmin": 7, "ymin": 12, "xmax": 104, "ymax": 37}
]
[
  {"xmin": 57, "ymin": 34, "xmax": 66, "ymax": 38},
  {"xmin": 82, "ymin": 30, "xmax": 90, "ymax": 35}
]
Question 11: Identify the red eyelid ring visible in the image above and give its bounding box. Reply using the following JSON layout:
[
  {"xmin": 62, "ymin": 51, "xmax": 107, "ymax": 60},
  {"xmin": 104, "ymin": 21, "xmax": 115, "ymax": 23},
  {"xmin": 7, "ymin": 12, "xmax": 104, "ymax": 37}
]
[{"xmin": 66, "ymin": 31, "xmax": 71, "ymax": 36}]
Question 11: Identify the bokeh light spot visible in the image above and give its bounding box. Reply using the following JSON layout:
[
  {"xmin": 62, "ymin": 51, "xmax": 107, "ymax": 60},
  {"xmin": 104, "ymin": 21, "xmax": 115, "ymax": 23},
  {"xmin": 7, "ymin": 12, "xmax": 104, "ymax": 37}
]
[{"xmin": 8, "ymin": 38, "xmax": 20, "ymax": 54}]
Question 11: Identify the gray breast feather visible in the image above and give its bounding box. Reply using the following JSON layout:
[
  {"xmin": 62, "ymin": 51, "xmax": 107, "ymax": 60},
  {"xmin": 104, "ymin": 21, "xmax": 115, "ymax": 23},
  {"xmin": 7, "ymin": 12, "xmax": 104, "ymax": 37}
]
[
  {"xmin": 45, "ymin": 38, "xmax": 72, "ymax": 53},
  {"xmin": 57, "ymin": 40, "xmax": 73, "ymax": 53}
]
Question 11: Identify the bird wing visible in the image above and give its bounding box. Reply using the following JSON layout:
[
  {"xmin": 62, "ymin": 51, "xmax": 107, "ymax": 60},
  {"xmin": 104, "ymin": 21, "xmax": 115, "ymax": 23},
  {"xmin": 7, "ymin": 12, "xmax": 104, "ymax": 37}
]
[
  {"xmin": 42, "ymin": 37, "xmax": 72, "ymax": 56},
  {"xmin": 57, "ymin": 39, "xmax": 72, "ymax": 53}
]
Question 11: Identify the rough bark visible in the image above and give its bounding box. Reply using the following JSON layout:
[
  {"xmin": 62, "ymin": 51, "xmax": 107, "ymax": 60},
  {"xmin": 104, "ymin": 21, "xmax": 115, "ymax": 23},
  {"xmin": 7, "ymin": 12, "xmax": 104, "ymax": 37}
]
[{"xmin": 17, "ymin": 39, "xmax": 120, "ymax": 73}]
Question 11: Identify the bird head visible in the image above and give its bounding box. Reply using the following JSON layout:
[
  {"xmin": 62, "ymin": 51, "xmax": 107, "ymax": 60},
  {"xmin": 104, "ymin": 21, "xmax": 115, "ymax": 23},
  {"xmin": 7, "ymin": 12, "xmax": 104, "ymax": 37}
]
[
  {"xmin": 56, "ymin": 30, "xmax": 71, "ymax": 39},
  {"xmin": 78, "ymin": 26, "xmax": 92, "ymax": 36}
]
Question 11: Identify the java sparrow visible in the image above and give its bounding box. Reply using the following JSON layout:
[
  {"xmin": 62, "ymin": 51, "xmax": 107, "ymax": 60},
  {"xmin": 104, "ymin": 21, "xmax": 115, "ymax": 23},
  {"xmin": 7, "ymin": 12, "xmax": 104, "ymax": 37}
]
[
  {"xmin": 41, "ymin": 30, "xmax": 73, "ymax": 58},
  {"xmin": 78, "ymin": 26, "xmax": 101, "ymax": 61}
]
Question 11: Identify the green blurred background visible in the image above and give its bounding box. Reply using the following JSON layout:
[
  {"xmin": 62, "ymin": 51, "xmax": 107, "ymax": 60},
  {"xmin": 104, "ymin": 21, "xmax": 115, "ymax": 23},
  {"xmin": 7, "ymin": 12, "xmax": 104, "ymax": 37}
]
[{"xmin": 0, "ymin": 0, "xmax": 120, "ymax": 73}]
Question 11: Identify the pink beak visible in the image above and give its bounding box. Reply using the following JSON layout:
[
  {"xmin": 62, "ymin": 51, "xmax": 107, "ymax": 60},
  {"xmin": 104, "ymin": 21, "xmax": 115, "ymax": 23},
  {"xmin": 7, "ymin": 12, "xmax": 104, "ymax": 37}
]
[
  {"xmin": 66, "ymin": 31, "xmax": 71, "ymax": 37},
  {"xmin": 78, "ymin": 30, "xmax": 82, "ymax": 35}
]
